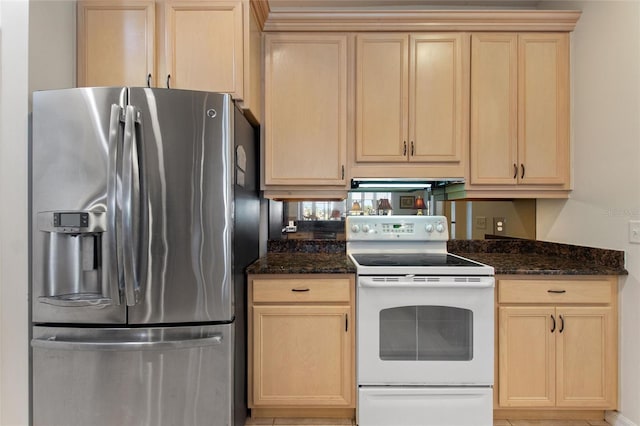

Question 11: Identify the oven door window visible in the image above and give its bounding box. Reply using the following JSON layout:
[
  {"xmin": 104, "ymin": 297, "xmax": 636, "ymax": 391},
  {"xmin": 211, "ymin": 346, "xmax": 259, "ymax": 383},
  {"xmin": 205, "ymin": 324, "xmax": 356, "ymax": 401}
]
[{"xmin": 379, "ymin": 306, "xmax": 473, "ymax": 361}]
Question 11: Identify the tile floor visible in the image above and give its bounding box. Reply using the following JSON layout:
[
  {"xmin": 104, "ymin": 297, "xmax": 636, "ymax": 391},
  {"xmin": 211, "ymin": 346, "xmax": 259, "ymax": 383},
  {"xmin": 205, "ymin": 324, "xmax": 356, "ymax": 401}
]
[{"xmin": 245, "ymin": 418, "xmax": 611, "ymax": 426}]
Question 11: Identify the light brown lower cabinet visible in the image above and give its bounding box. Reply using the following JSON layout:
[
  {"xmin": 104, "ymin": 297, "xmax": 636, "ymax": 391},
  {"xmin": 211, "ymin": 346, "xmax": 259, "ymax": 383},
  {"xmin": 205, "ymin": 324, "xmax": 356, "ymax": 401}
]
[
  {"xmin": 496, "ymin": 276, "xmax": 618, "ymax": 418},
  {"xmin": 248, "ymin": 274, "xmax": 355, "ymax": 418}
]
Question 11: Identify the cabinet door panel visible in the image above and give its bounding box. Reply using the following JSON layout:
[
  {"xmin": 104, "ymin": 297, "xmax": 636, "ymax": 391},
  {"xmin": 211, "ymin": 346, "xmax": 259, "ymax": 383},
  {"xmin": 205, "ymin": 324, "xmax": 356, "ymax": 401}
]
[
  {"xmin": 518, "ymin": 33, "xmax": 569, "ymax": 185},
  {"xmin": 165, "ymin": 1, "xmax": 243, "ymax": 97},
  {"xmin": 356, "ymin": 34, "xmax": 408, "ymax": 162},
  {"xmin": 264, "ymin": 34, "xmax": 348, "ymax": 185},
  {"xmin": 77, "ymin": 0, "xmax": 155, "ymax": 87},
  {"xmin": 470, "ymin": 33, "xmax": 518, "ymax": 185},
  {"xmin": 556, "ymin": 307, "xmax": 616, "ymax": 408},
  {"xmin": 252, "ymin": 305, "xmax": 352, "ymax": 406},
  {"xmin": 499, "ymin": 306, "xmax": 555, "ymax": 407},
  {"xmin": 410, "ymin": 33, "xmax": 466, "ymax": 163}
]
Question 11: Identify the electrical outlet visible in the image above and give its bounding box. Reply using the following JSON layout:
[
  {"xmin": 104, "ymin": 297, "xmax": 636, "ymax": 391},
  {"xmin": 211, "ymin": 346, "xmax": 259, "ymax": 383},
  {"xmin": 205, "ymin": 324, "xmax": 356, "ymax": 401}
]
[
  {"xmin": 476, "ymin": 216, "xmax": 487, "ymax": 230},
  {"xmin": 493, "ymin": 217, "xmax": 506, "ymax": 235},
  {"xmin": 629, "ymin": 220, "xmax": 640, "ymax": 244}
]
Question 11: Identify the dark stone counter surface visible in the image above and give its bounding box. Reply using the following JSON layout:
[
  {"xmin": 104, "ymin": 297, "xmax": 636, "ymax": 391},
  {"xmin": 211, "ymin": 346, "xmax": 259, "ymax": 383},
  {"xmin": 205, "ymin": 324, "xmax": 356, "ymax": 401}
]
[
  {"xmin": 246, "ymin": 240, "xmax": 354, "ymax": 274},
  {"xmin": 448, "ymin": 239, "xmax": 627, "ymax": 276},
  {"xmin": 246, "ymin": 239, "xmax": 627, "ymax": 276}
]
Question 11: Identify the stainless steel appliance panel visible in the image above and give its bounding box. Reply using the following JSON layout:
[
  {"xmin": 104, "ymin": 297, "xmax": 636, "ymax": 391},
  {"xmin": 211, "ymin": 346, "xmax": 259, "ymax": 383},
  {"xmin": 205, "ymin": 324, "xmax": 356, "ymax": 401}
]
[
  {"xmin": 126, "ymin": 89, "xmax": 234, "ymax": 324},
  {"xmin": 32, "ymin": 324, "xmax": 233, "ymax": 426},
  {"xmin": 32, "ymin": 87, "xmax": 128, "ymax": 324}
]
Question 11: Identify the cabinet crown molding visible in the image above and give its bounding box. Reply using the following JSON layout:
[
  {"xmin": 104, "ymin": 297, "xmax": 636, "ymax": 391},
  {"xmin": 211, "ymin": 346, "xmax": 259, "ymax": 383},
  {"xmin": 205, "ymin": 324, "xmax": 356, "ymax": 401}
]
[{"xmin": 262, "ymin": 10, "xmax": 581, "ymax": 32}]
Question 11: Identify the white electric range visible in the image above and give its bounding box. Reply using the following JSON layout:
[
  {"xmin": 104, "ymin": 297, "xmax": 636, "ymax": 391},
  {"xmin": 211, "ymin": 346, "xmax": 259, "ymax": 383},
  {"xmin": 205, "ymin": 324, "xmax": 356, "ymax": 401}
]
[{"xmin": 346, "ymin": 215, "xmax": 495, "ymax": 426}]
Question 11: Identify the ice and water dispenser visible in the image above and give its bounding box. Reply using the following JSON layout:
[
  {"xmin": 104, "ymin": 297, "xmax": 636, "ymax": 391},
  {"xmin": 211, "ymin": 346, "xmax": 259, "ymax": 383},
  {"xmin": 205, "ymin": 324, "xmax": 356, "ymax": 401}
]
[{"xmin": 37, "ymin": 210, "xmax": 110, "ymax": 306}]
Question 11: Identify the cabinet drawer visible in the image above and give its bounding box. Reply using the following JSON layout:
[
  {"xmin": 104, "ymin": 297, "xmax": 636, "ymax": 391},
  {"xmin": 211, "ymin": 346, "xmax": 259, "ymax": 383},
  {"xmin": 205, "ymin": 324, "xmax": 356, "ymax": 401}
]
[
  {"xmin": 499, "ymin": 279, "xmax": 612, "ymax": 304},
  {"xmin": 252, "ymin": 279, "xmax": 351, "ymax": 303}
]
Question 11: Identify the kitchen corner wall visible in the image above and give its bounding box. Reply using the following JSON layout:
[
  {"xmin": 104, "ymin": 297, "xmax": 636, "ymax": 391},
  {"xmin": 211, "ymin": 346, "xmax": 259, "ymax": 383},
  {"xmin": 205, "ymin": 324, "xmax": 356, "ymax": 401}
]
[
  {"xmin": 536, "ymin": 2, "xmax": 640, "ymax": 425},
  {"xmin": 0, "ymin": 1, "xmax": 75, "ymax": 424},
  {"xmin": 0, "ymin": 1, "xmax": 30, "ymax": 425}
]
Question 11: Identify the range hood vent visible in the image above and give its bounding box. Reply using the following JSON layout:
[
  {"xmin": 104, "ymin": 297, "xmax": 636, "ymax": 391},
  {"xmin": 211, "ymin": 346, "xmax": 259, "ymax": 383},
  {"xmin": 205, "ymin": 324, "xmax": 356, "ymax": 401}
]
[{"xmin": 350, "ymin": 178, "xmax": 463, "ymax": 192}]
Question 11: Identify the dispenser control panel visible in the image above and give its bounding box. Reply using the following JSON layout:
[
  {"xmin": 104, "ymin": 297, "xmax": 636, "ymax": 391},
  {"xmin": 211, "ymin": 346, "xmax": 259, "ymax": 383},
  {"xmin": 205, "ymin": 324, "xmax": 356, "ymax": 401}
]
[
  {"xmin": 38, "ymin": 211, "xmax": 106, "ymax": 234},
  {"xmin": 53, "ymin": 212, "xmax": 89, "ymax": 228}
]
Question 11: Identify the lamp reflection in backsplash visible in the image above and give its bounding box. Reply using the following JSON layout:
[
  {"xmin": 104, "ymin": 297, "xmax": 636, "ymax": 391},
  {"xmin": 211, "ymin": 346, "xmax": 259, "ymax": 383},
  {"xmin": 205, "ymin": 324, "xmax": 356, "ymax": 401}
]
[
  {"xmin": 377, "ymin": 198, "xmax": 392, "ymax": 216},
  {"xmin": 414, "ymin": 196, "xmax": 427, "ymax": 215}
]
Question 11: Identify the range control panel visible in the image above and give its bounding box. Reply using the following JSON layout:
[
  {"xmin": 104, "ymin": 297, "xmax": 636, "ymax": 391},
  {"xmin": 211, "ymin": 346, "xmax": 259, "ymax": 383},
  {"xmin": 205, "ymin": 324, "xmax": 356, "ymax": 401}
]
[{"xmin": 346, "ymin": 215, "xmax": 449, "ymax": 241}]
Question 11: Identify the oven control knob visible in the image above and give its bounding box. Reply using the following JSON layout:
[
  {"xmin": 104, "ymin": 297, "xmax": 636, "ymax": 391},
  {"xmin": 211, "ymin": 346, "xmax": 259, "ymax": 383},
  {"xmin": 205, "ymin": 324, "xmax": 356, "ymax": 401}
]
[
  {"xmin": 425, "ymin": 224, "xmax": 434, "ymax": 233},
  {"xmin": 362, "ymin": 224, "xmax": 370, "ymax": 233},
  {"xmin": 436, "ymin": 223, "xmax": 445, "ymax": 233},
  {"xmin": 351, "ymin": 224, "xmax": 360, "ymax": 233}
]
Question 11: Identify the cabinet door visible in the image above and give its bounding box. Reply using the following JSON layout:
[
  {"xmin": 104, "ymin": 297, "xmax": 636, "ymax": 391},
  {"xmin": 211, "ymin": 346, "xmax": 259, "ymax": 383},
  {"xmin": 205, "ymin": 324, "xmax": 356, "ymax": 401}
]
[
  {"xmin": 470, "ymin": 33, "xmax": 518, "ymax": 185},
  {"xmin": 517, "ymin": 33, "xmax": 570, "ymax": 185},
  {"xmin": 499, "ymin": 306, "xmax": 556, "ymax": 407},
  {"xmin": 165, "ymin": 0, "xmax": 243, "ymax": 97},
  {"xmin": 264, "ymin": 34, "xmax": 348, "ymax": 186},
  {"xmin": 355, "ymin": 34, "xmax": 408, "ymax": 162},
  {"xmin": 556, "ymin": 307, "xmax": 616, "ymax": 408},
  {"xmin": 252, "ymin": 305, "xmax": 353, "ymax": 406},
  {"xmin": 77, "ymin": 0, "xmax": 155, "ymax": 87},
  {"xmin": 410, "ymin": 33, "xmax": 466, "ymax": 164}
]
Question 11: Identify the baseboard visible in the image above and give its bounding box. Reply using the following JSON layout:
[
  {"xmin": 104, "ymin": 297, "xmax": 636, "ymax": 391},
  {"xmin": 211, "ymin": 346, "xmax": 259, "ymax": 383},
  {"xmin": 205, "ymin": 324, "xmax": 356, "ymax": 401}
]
[{"xmin": 605, "ymin": 410, "xmax": 638, "ymax": 426}]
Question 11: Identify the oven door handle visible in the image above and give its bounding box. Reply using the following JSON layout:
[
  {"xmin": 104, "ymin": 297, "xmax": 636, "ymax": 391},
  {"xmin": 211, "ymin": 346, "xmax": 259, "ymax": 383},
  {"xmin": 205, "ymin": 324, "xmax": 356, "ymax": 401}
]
[{"xmin": 358, "ymin": 277, "xmax": 495, "ymax": 289}]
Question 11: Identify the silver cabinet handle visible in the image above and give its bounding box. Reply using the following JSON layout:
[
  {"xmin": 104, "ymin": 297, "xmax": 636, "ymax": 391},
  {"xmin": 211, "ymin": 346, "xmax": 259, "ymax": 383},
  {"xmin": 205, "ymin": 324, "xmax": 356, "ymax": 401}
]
[
  {"xmin": 32, "ymin": 334, "xmax": 223, "ymax": 351},
  {"xmin": 107, "ymin": 104, "xmax": 124, "ymax": 305}
]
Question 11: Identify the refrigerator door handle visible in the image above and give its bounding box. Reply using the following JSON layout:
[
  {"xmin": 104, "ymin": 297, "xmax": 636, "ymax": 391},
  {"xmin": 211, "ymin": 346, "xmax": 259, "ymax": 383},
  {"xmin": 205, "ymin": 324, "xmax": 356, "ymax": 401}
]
[
  {"xmin": 122, "ymin": 105, "xmax": 145, "ymax": 306},
  {"xmin": 31, "ymin": 334, "xmax": 223, "ymax": 351},
  {"xmin": 107, "ymin": 104, "xmax": 124, "ymax": 305}
]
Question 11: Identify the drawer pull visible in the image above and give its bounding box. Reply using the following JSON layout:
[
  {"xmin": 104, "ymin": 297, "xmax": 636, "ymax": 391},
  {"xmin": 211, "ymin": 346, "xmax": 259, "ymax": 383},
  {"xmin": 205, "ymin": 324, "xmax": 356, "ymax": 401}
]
[
  {"xmin": 291, "ymin": 288, "xmax": 310, "ymax": 292},
  {"xmin": 559, "ymin": 315, "xmax": 565, "ymax": 333},
  {"xmin": 547, "ymin": 289, "xmax": 567, "ymax": 294},
  {"xmin": 551, "ymin": 314, "xmax": 556, "ymax": 333}
]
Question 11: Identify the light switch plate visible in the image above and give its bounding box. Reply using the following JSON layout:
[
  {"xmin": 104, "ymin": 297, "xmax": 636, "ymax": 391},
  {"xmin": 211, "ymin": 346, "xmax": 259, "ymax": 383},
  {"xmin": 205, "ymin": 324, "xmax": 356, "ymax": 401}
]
[
  {"xmin": 476, "ymin": 216, "xmax": 487, "ymax": 230},
  {"xmin": 629, "ymin": 220, "xmax": 640, "ymax": 244}
]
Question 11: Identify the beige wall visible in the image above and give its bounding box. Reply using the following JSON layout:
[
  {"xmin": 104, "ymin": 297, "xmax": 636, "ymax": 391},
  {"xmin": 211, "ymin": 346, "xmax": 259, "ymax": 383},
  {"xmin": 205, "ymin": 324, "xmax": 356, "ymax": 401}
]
[
  {"xmin": 537, "ymin": 1, "xmax": 640, "ymax": 425},
  {"xmin": 1, "ymin": 1, "xmax": 75, "ymax": 424},
  {"xmin": 0, "ymin": 1, "xmax": 30, "ymax": 424},
  {"xmin": 28, "ymin": 0, "xmax": 76, "ymax": 103}
]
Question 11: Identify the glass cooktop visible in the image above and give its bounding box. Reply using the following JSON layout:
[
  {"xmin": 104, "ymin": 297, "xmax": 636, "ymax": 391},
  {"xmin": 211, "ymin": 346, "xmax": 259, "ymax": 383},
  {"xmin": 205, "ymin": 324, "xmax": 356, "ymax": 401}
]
[{"xmin": 350, "ymin": 253, "xmax": 483, "ymax": 268}]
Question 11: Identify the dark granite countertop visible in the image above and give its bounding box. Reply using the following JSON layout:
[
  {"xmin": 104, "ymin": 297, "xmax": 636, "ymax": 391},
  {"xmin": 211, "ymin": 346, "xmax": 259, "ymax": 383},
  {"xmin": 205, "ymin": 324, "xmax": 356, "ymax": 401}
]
[
  {"xmin": 448, "ymin": 239, "xmax": 627, "ymax": 276},
  {"xmin": 455, "ymin": 252, "xmax": 626, "ymax": 276},
  {"xmin": 247, "ymin": 239, "xmax": 627, "ymax": 276},
  {"xmin": 246, "ymin": 252, "xmax": 355, "ymax": 274}
]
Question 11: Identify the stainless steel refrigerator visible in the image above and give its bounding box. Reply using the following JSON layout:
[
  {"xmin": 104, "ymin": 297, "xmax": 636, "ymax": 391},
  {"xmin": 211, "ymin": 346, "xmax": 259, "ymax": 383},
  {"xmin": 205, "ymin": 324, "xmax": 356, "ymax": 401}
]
[{"xmin": 30, "ymin": 87, "xmax": 259, "ymax": 426}]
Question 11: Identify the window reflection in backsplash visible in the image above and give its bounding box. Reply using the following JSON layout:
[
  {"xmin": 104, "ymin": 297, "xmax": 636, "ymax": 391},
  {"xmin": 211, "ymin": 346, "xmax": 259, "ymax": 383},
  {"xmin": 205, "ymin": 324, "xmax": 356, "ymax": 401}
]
[{"xmin": 269, "ymin": 196, "xmax": 536, "ymax": 241}]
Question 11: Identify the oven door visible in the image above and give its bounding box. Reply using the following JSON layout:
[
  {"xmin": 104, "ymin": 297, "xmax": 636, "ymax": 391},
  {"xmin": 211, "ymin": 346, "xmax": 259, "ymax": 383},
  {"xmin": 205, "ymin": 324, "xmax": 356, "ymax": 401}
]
[{"xmin": 357, "ymin": 275, "xmax": 494, "ymax": 386}]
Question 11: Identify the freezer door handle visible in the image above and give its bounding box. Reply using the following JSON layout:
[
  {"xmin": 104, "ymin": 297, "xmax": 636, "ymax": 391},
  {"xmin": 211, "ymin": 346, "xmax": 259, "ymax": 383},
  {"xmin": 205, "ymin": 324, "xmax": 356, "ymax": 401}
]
[
  {"xmin": 31, "ymin": 334, "xmax": 223, "ymax": 351},
  {"xmin": 107, "ymin": 104, "xmax": 124, "ymax": 305},
  {"xmin": 38, "ymin": 295, "xmax": 113, "ymax": 308}
]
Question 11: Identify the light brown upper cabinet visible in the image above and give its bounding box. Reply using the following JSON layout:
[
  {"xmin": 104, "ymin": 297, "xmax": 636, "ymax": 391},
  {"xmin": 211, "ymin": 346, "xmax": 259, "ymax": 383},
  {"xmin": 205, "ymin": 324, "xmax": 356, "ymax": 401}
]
[
  {"xmin": 77, "ymin": 0, "xmax": 260, "ymax": 123},
  {"xmin": 469, "ymin": 33, "xmax": 570, "ymax": 190},
  {"xmin": 77, "ymin": 0, "xmax": 156, "ymax": 88},
  {"xmin": 263, "ymin": 33, "xmax": 348, "ymax": 191},
  {"xmin": 164, "ymin": 0, "xmax": 243, "ymax": 96},
  {"xmin": 352, "ymin": 33, "xmax": 468, "ymax": 179}
]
